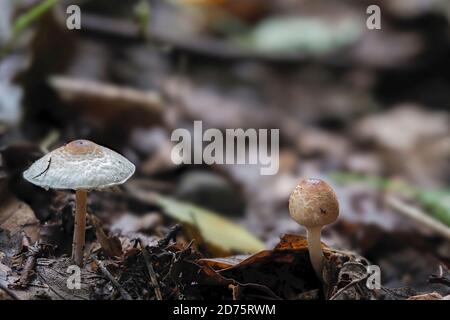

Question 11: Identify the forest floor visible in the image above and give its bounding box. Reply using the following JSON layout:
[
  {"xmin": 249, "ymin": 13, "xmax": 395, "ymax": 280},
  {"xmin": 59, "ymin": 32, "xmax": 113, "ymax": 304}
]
[{"xmin": 0, "ymin": 0, "xmax": 450, "ymax": 300}]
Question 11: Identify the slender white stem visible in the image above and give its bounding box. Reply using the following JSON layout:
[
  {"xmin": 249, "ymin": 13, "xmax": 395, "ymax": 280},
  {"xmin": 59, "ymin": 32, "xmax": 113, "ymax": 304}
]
[{"xmin": 307, "ymin": 226, "xmax": 324, "ymax": 280}]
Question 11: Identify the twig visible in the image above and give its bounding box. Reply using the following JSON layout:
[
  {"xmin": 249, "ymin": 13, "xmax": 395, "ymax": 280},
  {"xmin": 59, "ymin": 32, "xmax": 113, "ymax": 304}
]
[
  {"xmin": 0, "ymin": 282, "xmax": 20, "ymax": 300},
  {"xmin": 17, "ymin": 243, "xmax": 41, "ymax": 288},
  {"xmin": 94, "ymin": 259, "xmax": 132, "ymax": 300},
  {"xmin": 32, "ymin": 157, "xmax": 52, "ymax": 178},
  {"xmin": 429, "ymin": 265, "xmax": 450, "ymax": 287},
  {"xmin": 386, "ymin": 195, "xmax": 450, "ymax": 241},
  {"xmin": 163, "ymin": 240, "xmax": 194, "ymax": 282},
  {"xmin": 329, "ymin": 274, "xmax": 369, "ymax": 300},
  {"xmin": 158, "ymin": 224, "xmax": 182, "ymax": 248},
  {"xmin": 139, "ymin": 242, "xmax": 163, "ymax": 300}
]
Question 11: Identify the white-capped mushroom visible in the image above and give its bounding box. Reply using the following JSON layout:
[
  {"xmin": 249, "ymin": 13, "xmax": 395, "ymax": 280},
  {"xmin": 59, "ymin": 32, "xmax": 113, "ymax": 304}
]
[
  {"xmin": 23, "ymin": 139, "xmax": 135, "ymax": 266},
  {"xmin": 289, "ymin": 178, "xmax": 339, "ymax": 280}
]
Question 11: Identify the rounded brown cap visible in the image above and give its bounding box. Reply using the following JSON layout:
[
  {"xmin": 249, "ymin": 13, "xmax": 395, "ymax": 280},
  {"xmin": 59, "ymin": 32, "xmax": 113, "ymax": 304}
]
[
  {"xmin": 289, "ymin": 178, "xmax": 339, "ymax": 228},
  {"xmin": 23, "ymin": 140, "xmax": 135, "ymax": 190}
]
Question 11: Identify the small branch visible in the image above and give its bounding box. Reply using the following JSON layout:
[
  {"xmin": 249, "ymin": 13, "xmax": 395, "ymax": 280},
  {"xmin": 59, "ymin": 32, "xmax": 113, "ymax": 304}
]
[
  {"xmin": 18, "ymin": 255, "xmax": 36, "ymax": 287},
  {"xmin": 139, "ymin": 242, "xmax": 163, "ymax": 300},
  {"xmin": 32, "ymin": 157, "xmax": 52, "ymax": 178},
  {"xmin": 17, "ymin": 243, "xmax": 41, "ymax": 288},
  {"xmin": 94, "ymin": 259, "xmax": 132, "ymax": 300},
  {"xmin": 386, "ymin": 195, "xmax": 450, "ymax": 241},
  {"xmin": 329, "ymin": 274, "xmax": 369, "ymax": 300},
  {"xmin": 429, "ymin": 265, "xmax": 450, "ymax": 287},
  {"xmin": 158, "ymin": 224, "xmax": 182, "ymax": 248},
  {"xmin": 0, "ymin": 282, "xmax": 20, "ymax": 300}
]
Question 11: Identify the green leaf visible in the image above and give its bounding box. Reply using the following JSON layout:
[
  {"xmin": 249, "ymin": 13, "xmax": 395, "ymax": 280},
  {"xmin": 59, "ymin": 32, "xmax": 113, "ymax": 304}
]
[
  {"xmin": 153, "ymin": 194, "xmax": 265, "ymax": 255},
  {"xmin": 1, "ymin": 0, "xmax": 60, "ymax": 59},
  {"xmin": 235, "ymin": 16, "xmax": 361, "ymax": 55},
  {"xmin": 133, "ymin": 0, "xmax": 151, "ymax": 37},
  {"xmin": 12, "ymin": 0, "xmax": 60, "ymax": 36},
  {"xmin": 418, "ymin": 190, "xmax": 450, "ymax": 226}
]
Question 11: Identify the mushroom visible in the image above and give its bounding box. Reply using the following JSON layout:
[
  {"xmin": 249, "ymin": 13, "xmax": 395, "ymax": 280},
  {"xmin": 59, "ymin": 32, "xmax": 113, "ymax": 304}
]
[
  {"xmin": 23, "ymin": 139, "xmax": 135, "ymax": 266},
  {"xmin": 288, "ymin": 178, "xmax": 339, "ymax": 280}
]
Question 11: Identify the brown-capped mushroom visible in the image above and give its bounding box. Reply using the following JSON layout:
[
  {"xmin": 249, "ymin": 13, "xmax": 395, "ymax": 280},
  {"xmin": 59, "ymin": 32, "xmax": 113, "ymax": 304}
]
[
  {"xmin": 23, "ymin": 140, "xmax": 135, "ymax": 266},
  {"xmin": 289, "ymin": 178, "xmax": 339, "ymax": 280}
]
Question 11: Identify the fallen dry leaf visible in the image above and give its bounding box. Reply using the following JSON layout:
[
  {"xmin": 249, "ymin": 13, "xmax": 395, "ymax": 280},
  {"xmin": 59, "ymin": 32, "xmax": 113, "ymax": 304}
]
[
  {"xmin": 125, "ymin": 183, "xmax": 266, "ymax": 256},
  {"xmin": 90, "ymin": 215, "xmax": 123, "ymax": 258},
  {"xmin": 198, "ymin": 234, "xmax": 351, "ymax": 299},
  {"xmin": 0, "ymin": 196, "xmax": 40, "ymax": 242},
  {"xmin": 407, "ymin": 292, "xmax": 443, "ymax": 300}
]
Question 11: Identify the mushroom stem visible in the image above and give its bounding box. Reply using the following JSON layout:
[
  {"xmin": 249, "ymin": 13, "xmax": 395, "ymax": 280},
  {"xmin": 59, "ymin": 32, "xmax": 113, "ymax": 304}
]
[
  {"xmin": 306, "ymin": 226, "xmax": 324, "ymax": 280},
  {"xmin": 72, "ymin": 189, "xmax": 87, "ymax": 267}
]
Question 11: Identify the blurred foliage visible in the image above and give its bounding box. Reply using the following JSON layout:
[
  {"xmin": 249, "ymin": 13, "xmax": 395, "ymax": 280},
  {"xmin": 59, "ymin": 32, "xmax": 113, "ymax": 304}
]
[
  {"xmin": 12, "ymin": 0, "xmax": 59, "ymax": 36},
  {"xmin": 133, "ymin": 0, "xmax": 151, "ymax": 37},
  {"xmin": 331, "ymin": 172, "xmax": 450, "ymax": 226},
  {"xmin": 234, "ymin": 16, "xmax": 361, "ymax": 55},
  {"xmin": 1, "ymin": 0, "xmax": 60, "ymax": 59}
]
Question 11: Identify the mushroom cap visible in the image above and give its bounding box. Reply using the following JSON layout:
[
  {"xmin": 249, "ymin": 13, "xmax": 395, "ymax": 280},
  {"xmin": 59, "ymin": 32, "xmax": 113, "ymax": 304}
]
[
  {"xmin": 289, "ymin": 178, "xmax": 339, "ymax": 228},
  {"xmin": 23, "ymin": 140, "xmax": 135, "ymax": 190}
]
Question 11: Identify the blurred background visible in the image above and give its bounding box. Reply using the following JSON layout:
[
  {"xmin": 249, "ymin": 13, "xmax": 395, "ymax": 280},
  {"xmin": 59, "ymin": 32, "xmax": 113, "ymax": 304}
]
[{"xmin": 0, "ymin": 0, "xmax": 449, "ymax": 298}]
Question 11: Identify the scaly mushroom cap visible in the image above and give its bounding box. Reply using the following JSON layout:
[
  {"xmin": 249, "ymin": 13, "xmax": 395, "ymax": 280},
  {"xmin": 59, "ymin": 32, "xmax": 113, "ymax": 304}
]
[
  {"xmin": 289, "ymin": 178, "xmax": 339, "ymax": 228},
  {"xmin": 23, "ymin": 140, "xmax": 135, "ymax": 190}
]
